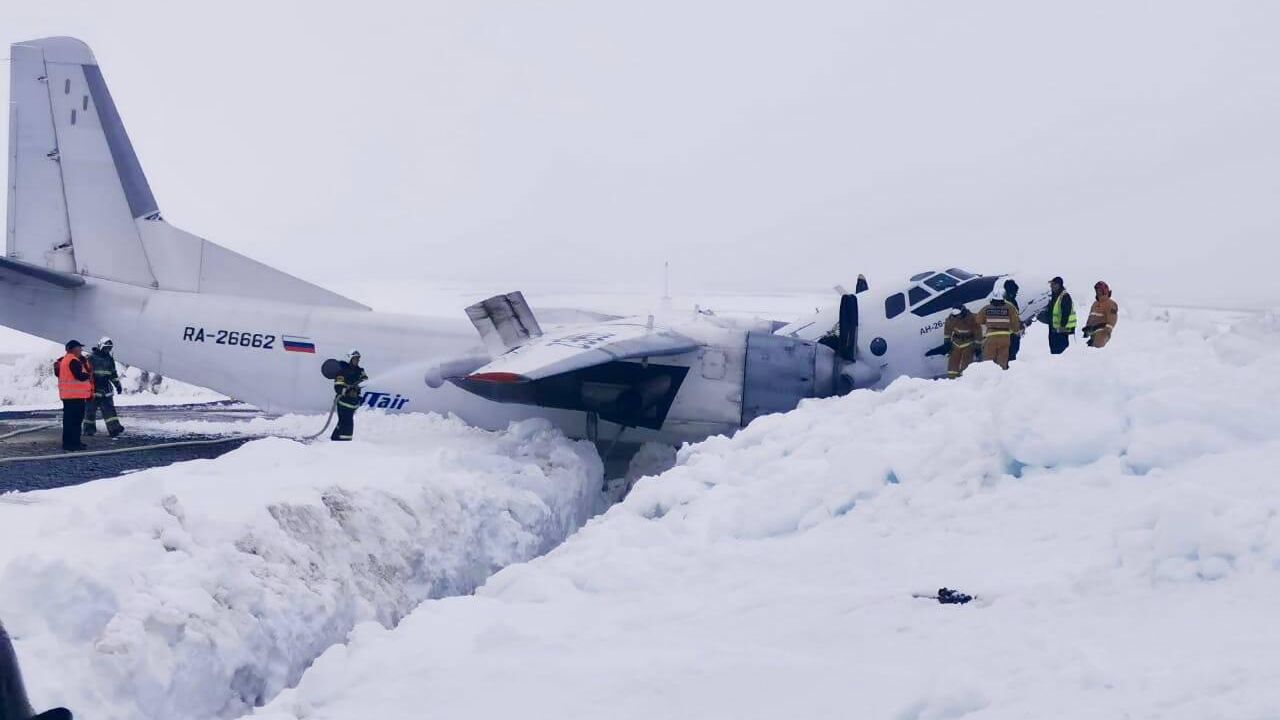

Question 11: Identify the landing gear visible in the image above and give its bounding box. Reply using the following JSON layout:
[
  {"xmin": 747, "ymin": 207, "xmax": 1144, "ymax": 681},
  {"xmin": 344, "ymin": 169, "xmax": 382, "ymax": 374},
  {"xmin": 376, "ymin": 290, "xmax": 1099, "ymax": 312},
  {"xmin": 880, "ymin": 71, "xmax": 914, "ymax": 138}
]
[{"xmin": 585, "ymin": 411, "xmax": 599, "ymax": 443}]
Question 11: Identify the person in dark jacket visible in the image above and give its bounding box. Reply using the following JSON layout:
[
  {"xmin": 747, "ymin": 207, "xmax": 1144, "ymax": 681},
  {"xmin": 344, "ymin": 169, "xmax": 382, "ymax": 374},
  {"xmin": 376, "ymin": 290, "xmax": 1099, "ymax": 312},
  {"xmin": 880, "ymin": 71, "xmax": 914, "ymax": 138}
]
[
  {"xmin": 83, "ymin": 337, "xmax": 125, "ymax": 437},
  {"xmin": 331, "ymin": 350, "xmax": 368, "ymax": 441},
  {"xmin": 1037, "ymin": 276, "xmax": 1077, "ymax": 355},
  {"xmin": 1003, "ymin": 279, "xmax": 1022, "ymax": 361},
  {"xmin": 54, "ymin": 340, "xmax": 92, "ymax": 451}
]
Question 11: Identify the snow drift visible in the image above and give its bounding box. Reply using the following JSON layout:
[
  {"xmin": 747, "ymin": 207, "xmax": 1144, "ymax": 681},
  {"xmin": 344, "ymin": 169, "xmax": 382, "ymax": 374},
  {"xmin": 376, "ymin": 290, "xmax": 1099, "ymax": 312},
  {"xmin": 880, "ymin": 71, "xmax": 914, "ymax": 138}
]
[
  {"xmin": 257, "ymin": 308, "xmax": 1280, "ymax": 720},
  {"xmin": 0, "ymin": 415, "xmax": 602, "ymax": 720}
]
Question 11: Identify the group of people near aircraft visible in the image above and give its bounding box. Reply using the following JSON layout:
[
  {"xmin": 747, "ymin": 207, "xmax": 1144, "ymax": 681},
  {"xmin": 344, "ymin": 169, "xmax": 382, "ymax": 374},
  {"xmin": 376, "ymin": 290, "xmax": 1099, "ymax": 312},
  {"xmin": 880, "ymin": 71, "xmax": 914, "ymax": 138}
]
[
  {"xmin": 51, "ymin": 341, "xmax": 371, "ymax": 451},
  {"xmin": 943, "ymin": 277, "xmax": 1119, "ymax": 378},
  {"xmin": 52, "ymin": 338, "xmax": 124, "ymax": 451}
]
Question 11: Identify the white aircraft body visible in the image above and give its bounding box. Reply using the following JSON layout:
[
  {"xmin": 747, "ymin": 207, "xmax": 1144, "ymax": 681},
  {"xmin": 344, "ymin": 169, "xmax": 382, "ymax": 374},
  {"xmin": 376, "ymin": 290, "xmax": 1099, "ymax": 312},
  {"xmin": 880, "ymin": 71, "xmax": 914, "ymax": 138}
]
[{"xmin": 2, "ymin": 37, "xmax": 1051, "ymax": 446}]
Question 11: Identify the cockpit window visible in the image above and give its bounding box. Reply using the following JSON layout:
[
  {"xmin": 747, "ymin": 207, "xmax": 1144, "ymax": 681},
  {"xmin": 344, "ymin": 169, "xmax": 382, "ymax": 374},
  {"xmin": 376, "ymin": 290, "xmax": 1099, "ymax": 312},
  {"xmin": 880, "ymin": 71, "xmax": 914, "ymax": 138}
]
[
  {"xmin": 908, "ymin": 286, "xmax": 931, "ymax": 305},
  {"xmin": 946, "ymin": 268, "xmax": 976, "ymax": 281},
  {"xmin": 885, "ymin": 292, "xmax": 906, "ymax": 319},
  {"xmin": 923, "ymin": 273, "xmax": 959, "ymax": 292},
  {"xmin": 910, "ymin": 271, "xmax": 934, "ymax": 282}
]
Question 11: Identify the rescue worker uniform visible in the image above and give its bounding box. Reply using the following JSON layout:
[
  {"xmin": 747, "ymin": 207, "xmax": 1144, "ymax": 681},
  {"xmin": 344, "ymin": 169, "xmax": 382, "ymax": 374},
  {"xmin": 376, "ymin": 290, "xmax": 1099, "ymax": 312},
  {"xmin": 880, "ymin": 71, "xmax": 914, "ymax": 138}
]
[
  {"xmin": 943, "ymin": 308, "xmax": 980, "ymax": 378},
  {"xmin": 1003, "ymin": 280, "xmax": 1022, "ymax": 361},
  {"xmin": 1084, "ymin": 282, "xmax": 1119, "ymax": 348},
  {"xmin": 332, "ymin": 356, "xmax": 368, "ymax": 441},
  {"xmin": 1040, "ymin": 278, "xmax": 1077, "ymax": 354},
  {"xmin": 84, "ymin": 342, "xmax": 125, "ymax": 437},
  {"xmin": 976, "ymin": 296, "xmax": 1023, "ymax": 370},
  {"xmin": 55, "ymin": 341, "xmax": 93, "ymax": 451}
]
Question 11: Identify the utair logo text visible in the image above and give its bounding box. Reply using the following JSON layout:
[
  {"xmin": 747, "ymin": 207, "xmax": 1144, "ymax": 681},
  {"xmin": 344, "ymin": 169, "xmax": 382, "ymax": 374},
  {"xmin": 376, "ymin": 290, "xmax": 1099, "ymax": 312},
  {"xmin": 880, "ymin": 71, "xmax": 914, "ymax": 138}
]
[{"xmin": 361, "ymin": 391, "xmax": 410, "ymax": 410}]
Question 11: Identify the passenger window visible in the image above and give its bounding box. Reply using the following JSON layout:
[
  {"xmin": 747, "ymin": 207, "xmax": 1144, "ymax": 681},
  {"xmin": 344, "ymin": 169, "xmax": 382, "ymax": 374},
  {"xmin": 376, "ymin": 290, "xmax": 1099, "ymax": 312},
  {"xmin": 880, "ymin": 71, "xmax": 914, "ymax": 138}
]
[
  {"xmin": 908, "ymin": 286, "xmax": 930, "ymax": 305},
  {"xmin": 885, "ymin": 293, "xmax": 906, "ymax": 319},
  {"xmin": 924, "ymin": 273, "xmax": 959, "ymax": 292}
]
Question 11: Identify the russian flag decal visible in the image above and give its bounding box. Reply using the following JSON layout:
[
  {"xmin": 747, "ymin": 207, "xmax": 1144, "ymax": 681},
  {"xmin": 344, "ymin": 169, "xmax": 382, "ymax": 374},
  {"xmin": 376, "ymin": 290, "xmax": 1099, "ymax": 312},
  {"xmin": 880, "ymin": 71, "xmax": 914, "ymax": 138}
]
[{"xmin": 282, "ymin": 335, "xmax": 316, "ymax": 353}]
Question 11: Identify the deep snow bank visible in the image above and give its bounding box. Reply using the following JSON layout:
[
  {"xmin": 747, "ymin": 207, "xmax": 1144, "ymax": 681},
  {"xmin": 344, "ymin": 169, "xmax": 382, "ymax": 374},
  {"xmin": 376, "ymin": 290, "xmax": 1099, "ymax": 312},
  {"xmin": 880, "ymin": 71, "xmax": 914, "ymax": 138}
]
[
  {"xmin": 0, "ymin": 414, "xmax": 602, "ymax": 720},
  {"xmin": 258, "ymin": 308, "xmax": 1280, "ymax": 720},
  {"xmin": 0, "ymin": 346, "xmax": 223, "ymax": 408}
]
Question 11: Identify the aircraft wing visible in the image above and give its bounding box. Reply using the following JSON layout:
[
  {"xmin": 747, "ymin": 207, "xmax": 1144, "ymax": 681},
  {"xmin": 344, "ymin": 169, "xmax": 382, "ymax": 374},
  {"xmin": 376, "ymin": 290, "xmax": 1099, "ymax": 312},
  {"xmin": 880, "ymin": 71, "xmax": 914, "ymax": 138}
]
[{"xmin": 457, "ymin": 321, "xmax": 699, "ymax": 384}]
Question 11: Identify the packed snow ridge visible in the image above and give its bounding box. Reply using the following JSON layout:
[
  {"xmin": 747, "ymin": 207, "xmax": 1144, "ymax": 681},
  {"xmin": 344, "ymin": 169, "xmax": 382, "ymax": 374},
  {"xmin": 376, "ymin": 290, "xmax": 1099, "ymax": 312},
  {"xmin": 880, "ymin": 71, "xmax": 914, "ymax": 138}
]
[
  {"xmin": 254, "ymin": 308, "xmax": 1280, "ymax": 720},
  {"xmin": 0, "ymin": 414, "xmax": 603, "ymax": 720}
]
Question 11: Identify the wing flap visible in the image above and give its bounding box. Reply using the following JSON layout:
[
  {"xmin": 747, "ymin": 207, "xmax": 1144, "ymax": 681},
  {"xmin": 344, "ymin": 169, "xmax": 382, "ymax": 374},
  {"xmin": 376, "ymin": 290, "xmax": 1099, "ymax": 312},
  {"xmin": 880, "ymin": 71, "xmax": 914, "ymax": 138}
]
[{"xmin": 457, "ymin": 322, "xmax": 698, "ymax": 383}]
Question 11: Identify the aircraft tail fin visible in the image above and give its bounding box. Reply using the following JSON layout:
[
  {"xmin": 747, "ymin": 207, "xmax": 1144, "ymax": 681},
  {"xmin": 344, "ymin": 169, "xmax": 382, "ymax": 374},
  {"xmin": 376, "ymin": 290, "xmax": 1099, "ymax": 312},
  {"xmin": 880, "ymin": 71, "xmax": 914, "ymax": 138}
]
[{"xmin": 6, "ymin": 37, "xmax": 366, "ymax": 310}]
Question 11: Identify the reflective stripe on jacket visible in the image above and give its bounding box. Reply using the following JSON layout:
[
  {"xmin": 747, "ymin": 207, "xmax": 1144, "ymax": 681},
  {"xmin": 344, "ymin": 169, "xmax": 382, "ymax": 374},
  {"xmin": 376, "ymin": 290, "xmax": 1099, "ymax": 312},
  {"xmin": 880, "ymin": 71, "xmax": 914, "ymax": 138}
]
[
  {"xmin": 56, "ymin": 353, "xmax": 93, "ymax": 400},
  {"xmin": 976, "ymin": 300, "xmax": 1023, "ymax": 339},
  {"xmin": 1052, "ymin": 292, "xmax": 1078, "ymax": 332},
  {"xmin": 944, "ymin": 313, "xmax": 979, "ymax": 348},
  {"xmin": 334, "ymin": 365, "xmax": 369, "ymax": 410},
  {"xmin": 90, "ymin": 348, "xmax": 120, "ymax": 396}
]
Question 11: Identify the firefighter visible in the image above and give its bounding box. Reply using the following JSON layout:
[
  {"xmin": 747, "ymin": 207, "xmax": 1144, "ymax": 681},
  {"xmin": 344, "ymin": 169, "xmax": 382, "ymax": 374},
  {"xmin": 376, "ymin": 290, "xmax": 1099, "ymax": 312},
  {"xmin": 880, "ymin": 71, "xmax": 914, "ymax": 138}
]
[
  {"xmin": 1038, "ymin": 276, "xmax": 1076, "ymax": 354},
  {"xmin": 975, "ymin": 287, "xmax": 1022, "ymax": 370},
  {"xmin": 1084, "ymin": 281, "xmax": 1119, "ymax": 348},
  {"xmin": 54, "ymin": 340, "xmax": 93, "ymax": 451},
  {"xmin": 83, "ymin": 337, "xmax": 125, "ymax": 437},
  {"xmin": 331, "ymin": 350, "xmax": 368, "ymax": 441},
  {"xmin": 1002, "ymin": 278, "xmax": 1023, "ymax": 361},
  {"xmin": 943, "ymin": 304, "xmax": 979, "ymax": 378}
]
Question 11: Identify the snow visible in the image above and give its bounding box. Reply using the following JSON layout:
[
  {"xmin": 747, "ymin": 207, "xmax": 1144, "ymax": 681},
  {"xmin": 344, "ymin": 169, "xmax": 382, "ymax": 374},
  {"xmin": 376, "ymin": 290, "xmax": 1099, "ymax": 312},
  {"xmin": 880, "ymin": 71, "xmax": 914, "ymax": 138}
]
[
  {"xmin": 251, "ymin": 307, "xmax": 1280, "ymax": 720},
  {"xmin": 0, "ymin": 414, "xmax": 603, "ymax": 720},
  {"xmin": 0, "ymin": 345, "xmax": 224, "ymax": 409}
]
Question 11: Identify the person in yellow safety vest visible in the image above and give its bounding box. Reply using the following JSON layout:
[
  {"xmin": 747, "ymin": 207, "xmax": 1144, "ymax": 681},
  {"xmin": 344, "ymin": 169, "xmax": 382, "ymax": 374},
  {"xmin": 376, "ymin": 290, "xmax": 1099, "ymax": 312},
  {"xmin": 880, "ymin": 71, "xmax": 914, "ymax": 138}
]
[
  {"xmin": 331, "ymin": 349, "xmax": 368, "ymax": 441},
  {"xmin": 943, "ymin": 304, "xmax": 980, "ymax": 378},
  {"xmin": 975, "ymin": 287, "xmax": 1023, "ymax": 370},
  {"xmin": 1084, "ymin": 280, "xmax": 1119, "ymax": 348},
  {"xmin": 54, "ymin": 339, "xmax": 93, "ymax": 451},
  {"xmin": 1038, "ymin": 276, "xmax": 1077, "ymax": 354}
]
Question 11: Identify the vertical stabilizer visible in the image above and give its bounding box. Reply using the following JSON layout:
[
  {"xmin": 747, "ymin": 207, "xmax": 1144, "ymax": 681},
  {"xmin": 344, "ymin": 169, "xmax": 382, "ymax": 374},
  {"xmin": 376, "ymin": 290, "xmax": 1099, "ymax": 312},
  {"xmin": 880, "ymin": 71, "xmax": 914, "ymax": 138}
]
[{"xmin": 6, "ymin": 37, "xmax": 368, "ymax": 310}]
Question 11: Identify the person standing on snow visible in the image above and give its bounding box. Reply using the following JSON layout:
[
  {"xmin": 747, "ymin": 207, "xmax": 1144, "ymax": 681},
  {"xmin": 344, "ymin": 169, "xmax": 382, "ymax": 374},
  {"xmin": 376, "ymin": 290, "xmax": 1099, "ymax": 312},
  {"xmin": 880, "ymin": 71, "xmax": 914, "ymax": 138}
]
[
  {"xmin": 83, "ymin": 337, "xmax": 125, "ymax": 438},
  {"xmin": 976, "ymin": 288, "xmax": 1022, "ymax": 370},
  {"xmin": 54, "ymin": 340, "xmax": 92, "ymax": 451},
  {"xmin": 1002, "ymin": 278, "xmax": 1023, "ymax": 361},
  {"xmin": 331, "ymin": 350, "xmax": 368, "ymax": 441},
  {"xmin": 1084, "ymin": 281, "xmax": 1119, "ymax": 348},
  {"xmin": 1038, "ymin": 276, "xmax": 1076, "ymax": 354},
  {"xmin": 943, "ymin": 304, "xmax": 979, "ymax": 378}
]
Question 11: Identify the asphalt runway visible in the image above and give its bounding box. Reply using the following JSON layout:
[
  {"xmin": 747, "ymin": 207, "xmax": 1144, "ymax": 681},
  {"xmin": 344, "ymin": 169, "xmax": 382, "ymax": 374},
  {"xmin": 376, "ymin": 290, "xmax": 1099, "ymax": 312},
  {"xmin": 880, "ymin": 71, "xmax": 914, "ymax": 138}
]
[{"xmin": 0, "ymin": 402, "xmax": 262, "ymax": 493}]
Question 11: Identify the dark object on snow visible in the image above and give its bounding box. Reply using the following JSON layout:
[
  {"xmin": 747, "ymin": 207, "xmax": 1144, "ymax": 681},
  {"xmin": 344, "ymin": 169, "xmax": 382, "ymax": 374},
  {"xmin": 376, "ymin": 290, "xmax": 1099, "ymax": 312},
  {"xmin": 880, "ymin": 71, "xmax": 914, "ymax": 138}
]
[
  {"xmin": 1, "ymin": 618, "xmax": 74, "ymax": 720},
  {"xmin": 913, "ymin": 587, "xmax": 975, "ymax": 605},
  {"xmin": 936, "ymin": 587, "xmax": 974, "ymax": 605}
]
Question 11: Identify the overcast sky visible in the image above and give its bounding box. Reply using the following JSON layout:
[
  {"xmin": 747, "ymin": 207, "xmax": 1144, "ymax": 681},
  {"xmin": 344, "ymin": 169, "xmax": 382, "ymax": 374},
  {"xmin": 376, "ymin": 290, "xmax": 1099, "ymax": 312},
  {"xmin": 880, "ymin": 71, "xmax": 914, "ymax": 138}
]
[{"xmin": 4, "ymin": 0, "xmax": 1280, "ymax": 311}]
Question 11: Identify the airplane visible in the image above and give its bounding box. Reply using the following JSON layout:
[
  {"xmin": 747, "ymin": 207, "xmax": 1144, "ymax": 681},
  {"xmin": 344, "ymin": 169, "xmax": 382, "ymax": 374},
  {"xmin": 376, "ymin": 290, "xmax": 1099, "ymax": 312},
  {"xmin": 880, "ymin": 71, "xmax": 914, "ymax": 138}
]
[{"xmin": 1, "ymin": 37, "xmax": 1052, "ymax": 448}]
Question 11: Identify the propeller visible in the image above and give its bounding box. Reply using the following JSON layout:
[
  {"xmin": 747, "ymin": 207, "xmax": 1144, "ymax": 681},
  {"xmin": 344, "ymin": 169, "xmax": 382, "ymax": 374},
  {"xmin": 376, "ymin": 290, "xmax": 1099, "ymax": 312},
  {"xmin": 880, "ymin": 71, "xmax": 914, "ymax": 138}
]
[{"xmin": 836, "ymin": 294, "xmax": 858, "ymax": 362}]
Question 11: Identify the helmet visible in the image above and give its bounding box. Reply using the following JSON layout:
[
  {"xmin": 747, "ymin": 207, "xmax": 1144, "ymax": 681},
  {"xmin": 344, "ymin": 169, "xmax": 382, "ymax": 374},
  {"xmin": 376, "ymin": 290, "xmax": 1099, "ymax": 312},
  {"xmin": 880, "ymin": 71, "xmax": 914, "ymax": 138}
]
[
  {"xmin": 989, "ymin": 287, "xmax": 1005, "ymax": 301},
  {"xmin": 950, "ymin": 306, "xmax": 964, "ymax": 316},
  {"xmin": 347, "ymin": 349, "xmax": 361, "ymax": 361},
  {"xmin": 1094, "ymin": 280, "xmax": 1111, "ymax": 296},
  {"xmin": 98, "ymin": 336, "xmax": 113, "ymax": 348}
]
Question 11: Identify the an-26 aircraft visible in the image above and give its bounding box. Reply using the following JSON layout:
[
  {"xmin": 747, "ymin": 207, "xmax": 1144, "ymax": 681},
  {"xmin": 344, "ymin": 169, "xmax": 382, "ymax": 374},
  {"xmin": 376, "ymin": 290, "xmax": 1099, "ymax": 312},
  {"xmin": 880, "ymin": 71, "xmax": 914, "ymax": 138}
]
[{"xmin": 1, "ymin": 37, "xmax": 1051, "ymax": 446}]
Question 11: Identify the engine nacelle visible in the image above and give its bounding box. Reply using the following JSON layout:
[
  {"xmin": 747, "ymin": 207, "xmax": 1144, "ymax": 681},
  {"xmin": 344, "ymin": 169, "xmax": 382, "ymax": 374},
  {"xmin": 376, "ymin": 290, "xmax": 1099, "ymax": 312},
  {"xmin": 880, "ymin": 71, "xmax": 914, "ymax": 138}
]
[{"xmin": 741, "ymin": 331, "xmax": 837, "ymax": 426}]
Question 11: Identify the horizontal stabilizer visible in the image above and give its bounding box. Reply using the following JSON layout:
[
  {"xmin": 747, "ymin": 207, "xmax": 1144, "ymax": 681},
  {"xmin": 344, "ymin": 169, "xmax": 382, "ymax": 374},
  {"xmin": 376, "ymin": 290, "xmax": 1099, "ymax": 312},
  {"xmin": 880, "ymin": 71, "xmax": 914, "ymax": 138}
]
[{"xmin": 0, "ymin": 255, "xmax": 84, "ymax": 288}]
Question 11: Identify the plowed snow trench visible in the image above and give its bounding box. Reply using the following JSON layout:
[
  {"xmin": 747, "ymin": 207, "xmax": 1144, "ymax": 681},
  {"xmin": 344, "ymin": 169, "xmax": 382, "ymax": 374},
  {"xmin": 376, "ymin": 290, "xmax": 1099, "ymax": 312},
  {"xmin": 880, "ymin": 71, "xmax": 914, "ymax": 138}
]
[{"xmin": 0, "ymin": 413, "xmax": 607, "ymax": 720}]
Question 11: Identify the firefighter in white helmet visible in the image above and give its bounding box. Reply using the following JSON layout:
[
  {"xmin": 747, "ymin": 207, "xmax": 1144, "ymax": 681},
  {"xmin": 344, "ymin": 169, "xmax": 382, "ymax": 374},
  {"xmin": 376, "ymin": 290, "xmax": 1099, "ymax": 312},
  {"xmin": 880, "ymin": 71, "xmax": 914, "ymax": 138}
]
[{"xmin": 331, "ymin": 350, "xmax": 368, "ymax": 441}]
